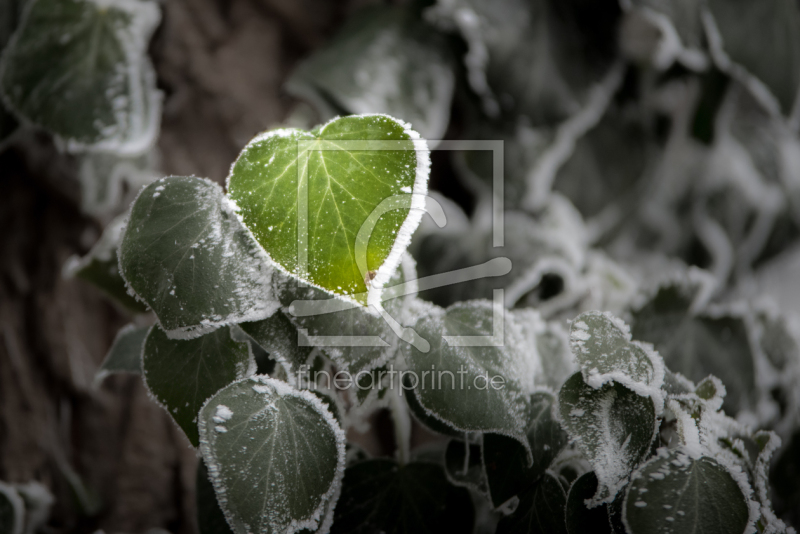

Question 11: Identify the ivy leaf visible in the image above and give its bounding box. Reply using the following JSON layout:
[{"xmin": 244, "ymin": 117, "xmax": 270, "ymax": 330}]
[
  {"xmin": 404, "ymin": 375, "xmax": 463, "ymax": 438},
  {"xmin": 196, "ymin": 460, "xmax": 234, "ymax": 534},
  {"xmin": 0, "ymin": 482, "xmax": 23, "ymax": 534},
  {"xmin": 331, "ymin": 459, "xmax": 474, "ymax": 534},
  {"xmin": 427, "ymin": 0, "xmax": 620, "ymax": 123},
  {"xmin": 286, "ymin": 6, "xmax": 454, "ymax": 142},
  {"xmin": 483, "ymin": 391, "xmax": 569, "ymax": 508},
  {"xmin": 0, "ymin": 0, "xmax": 162, "ymax": 153},
  {"xmin": 119, "ymin": 176, "xmax": 279, "ymax": 339},
  {"xmin": 496, "ymin": 472, "xmax": 568, "ymax": 534},
  {"xmin": 705, "ymin": 0, "xmax": 800, "ymax": 116},
  {"xmin": 630, "ymin": 280, "xmax": 757, "ymax": 414},
  {"xmin": 403, "ymin": 300, "xmax": 536, "ymax": 445},
  {"xmin": 444, "ymin": 439, "xmax": 488, "ymax": 495},
  {"xmin": 226, "ymin": 114, "xmax": 429, "ymax": 307},
  {"xmin": 565, "ymin": 472, "xmax": 613, "ymax": 534},
  {"xmin": 558, "ymin": 373, "xmax": 658, "ymax": 506},
  {"xmin": 63, "ymin": 216, "xmax": 148, "ymax": 314},
  {"xmin": 199, "ymin": 376, "xmax": 345, "ymax": 534},
  {"xmin": 239, "ymin": 312, "xmax": 313, "ymax": 376},
  {"xmin": 142, "ymin": 326, "xmax": 252, "ymax": 447},
  {"xmin": 93, "ymin": 323, "xmax": 148, "ymax": 387},
  {"xmin": 570, "ymin": 311, "xmax": 665, "ymax": 408},
  {"xmin": 623, "ymin": 448, "xmax": 753, "ymax": 534}
]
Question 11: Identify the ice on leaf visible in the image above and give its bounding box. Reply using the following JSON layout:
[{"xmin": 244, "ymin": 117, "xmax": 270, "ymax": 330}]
[
  {"xmin": 119, "ymin": 176, "xmax": 279, "ymax": 339},
  {"xmin": 0, "ymin": 0, "xmax": 162, "ymax": 153},
  {"xmin": 77, "ymin": 150, "xmax": 159, "ymax": 220},
  {"xmin": 142, "ymin": 325, "xmax": 252, "ymax": 447},
  {"xmin": 239, "ymin": 311, "xmax": 313, "ymax": 377},
  {"xmin": 559, "ymin": 372, "xmax": 658, "ymax": 506},
  {"xmin": 403, "ymin": 300, "xmax": 535, "ymax": 448},
  {"xmin": 623, "ymin": 448, "xmax": 754, "ymax": 534},
  {"xmin": 227, "ymin": 114, "xmax": 429, "ymax": 309},
  {"xmin": 570, "ymin": 311, "xmax": 665, "ymax": 409},
  {"xmin": 198, "ymin": 376, "xmax": 345, "ymax": 534},
  {"xmin": 286, "ymin": 5, "xmax": 455, "ymax": 142}
]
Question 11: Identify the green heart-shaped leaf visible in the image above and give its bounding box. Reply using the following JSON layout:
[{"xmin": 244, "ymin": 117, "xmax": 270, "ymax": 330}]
[
  {"xmin": 559, "ymin": 373, "xmax": 657, "ymax": 506},
  {"xmin": 227, "ymin": 114, "xmax": 429, "ymax": 307},
  {"xmin": 571, "ymin": 311, "xmax": 664, "ymax": 408},
  {"xmin": 198, "ymin": 376, "xmax": 345, "ymax": 534},
  {"xmin": 119, "ymin": 176, "xmax": 280, "ymax": 339},
  {"xmin": 0, "ymin": 0, "xmax": 161, "ymax": 153},
  {"xmin": 331, "ymin": 459, "xmax": 474, "ymax": 534},
  {"xmin": 142, "ymin": 326, "xmax": 252, "ymax": 446},
  {"xmin": 623, "ymin": 449, "xmax": 753, "ymax": 534}
]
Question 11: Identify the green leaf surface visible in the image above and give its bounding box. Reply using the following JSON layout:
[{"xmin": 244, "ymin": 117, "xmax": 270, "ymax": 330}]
[
  {"xmin": 483, "ymin": 391, "xmax": 569, "ymax": 508},
  {"xmin": 239, "ymin": 312, "xmax": 313, "ymax": 376},
  {"xmin": 630, "ymin": 281, "xmax": 757, "ymax": 414},
  {"xmin": 570, "ymin": 311, "xmax": 664, "ymax": 406},
  {"xmin": 330, "ymin": 459, "xmax": 474, "ymax": 534},
  {"xmin": 143, "ymin": 326, "xmax": 252, "ymax": 446},
  {"xmin": 198, "ymin": 376, "xmax": 345, "ymax": 534},
  {"xmin": 63, "ymin": 216, "xmax": 148, "ymax": 314},
  {"xmin": 197, "ymin": 460, "xmax": 234, "ymax": 534},
  {"xmin": 496, "ymin": 472, "xmax": 568, "ymax": 534},
  {"xmin": 558, "ymin": 372, "xmax": 657, "ymax": 505},
  {"xmin": 706, "ymin": 0, "xmax": 800, "ymax": 115},
  {"xmin": 623, "ymin": 449, "xmax": 752, "ymax": 534},
  {"xmin": 119, "ymin": 176, "xmax": 279, "ymax": 339},
  {"xmin": 93, "ymin": 323, "xmax": 148, "ymax": 387},
  {"xmin": 0, "ymin": 0, "xmax": 162, "ymax": 153},
  {"xmin": 226, "ymin": 114, "xmax": 429, "ymax": 306},
  {"xmin": 286, "ymin": 6, "xmax": 454, "ymax": 141},
  {"xmin": 0, "ymin": 482, "xmax": 23, "ymax": 534},
  {"xmin": 403, "ymin": 300, "xmax": 536, "ymax": 443},
  {"xmin": 565, "ymin": 472, "xmax": 613, "ymax": 534}
]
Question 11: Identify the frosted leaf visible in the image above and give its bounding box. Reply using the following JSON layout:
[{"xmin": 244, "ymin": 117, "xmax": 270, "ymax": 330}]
[
  {"xmin": 631, "ymin": 279, "xmax": 758, "ymax": 415},
  {"xmin": 444, "ymin": 439, "xmax": 489, "ymax": 497},
  {"xmin": 199, "ymin": 376, "xmax": 345, "ymax": 534},
  {"xmin": 93, "ymin": 323, "xmax": 148, "ymax": 388},
  {"xmin": 623, "ymin": 448, "xmax": 754, "ymax": 534},
  {"xmin": 196, "ymin": 460, "xmax": 233, "ymax": 534},
  {"xmin": 0, "ymin": 0, "xmax": 162, "ymax": 153},
  {"xmin": 226, "ymin": 114, "xmax": 429, "ymax": 308},
  {"xmin": 0, "ymin": 482, "xmax": 23, "ymax": 534},
  {"xmin": 620, "ymin": 0, "xmax": 707, "ymax": 69},
  {"xmin": 531, "ymin": 317, "xmax": 576, "ymax": 390},
  {"xmin": 63, "ymin": 214, "xmax": 148, "ymax": 314},
  {"xmin": 483, "ymin": 391, "xmax": 569, "ymax": 508},
  {"xmin": 239, "ymin": 312, "xmax": 313, "ymax": 377},
  {"xmin": 330, "ymin": 459, "xmax": 473, "ymax": 534},
  {"xmin": 402, "ymin": 300, "xmax": 535, "ymax": 446},
  {"xmin": 570, "ymin": 311, "xmax": 665, "ymax": 409},
  {"xmin": 77, "ymin": 150, "xmax": 158, "ymax": 221},
  {"xmin": 425, "ymin": 0, "xmax": 618, "ymax": 124},
  {"xmin": 558, "ymin": 372, "xmax": 658, "ymax": 506},
  {"xmin": 119, "ymin": 176, "xmax": 279, "ymax": 339},
  {"xmin": 496, "ymin": 472, "xmax": 567, "ymax": 534},
  {"xmin": 142, "ymin": 325, "xmax": 252, "ymax": 447},
  {"xmin": 704, "ymin": 0, "xmax": 800, "ymax": 116},
  {"xmin": 564, "ymin": 472, "xmax": 613, "ymax": 534},
  {"xmin": 273, "ymin": 256, "xmax": 414, "ymax": 379},
  {"xmin": 286, "ymin": 5, "xmax": 455, "ymax": 142}
]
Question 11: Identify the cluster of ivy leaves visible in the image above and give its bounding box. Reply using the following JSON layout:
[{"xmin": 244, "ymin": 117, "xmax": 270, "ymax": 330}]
[{"xmin": 2, "ymin": 0, "xmax": 800, "ymax": 533}]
